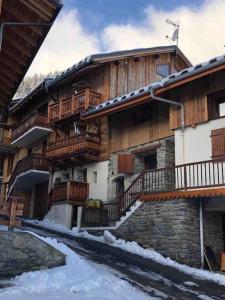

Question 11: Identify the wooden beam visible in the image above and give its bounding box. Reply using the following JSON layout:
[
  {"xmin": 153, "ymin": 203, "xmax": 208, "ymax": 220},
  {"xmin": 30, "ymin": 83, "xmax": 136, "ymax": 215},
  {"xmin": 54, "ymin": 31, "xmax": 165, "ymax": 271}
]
[
  {"xmin": 9, "ymin": 27, "xmax": 38, "ymax": 48},
  {"xmin": 2, "ymin": 5, "xmax": 43, "ymax": 36},
  {"xmin": 1, "ymin": 47, "xmax": 27, "ymax": 67},
  {"xmin": 0, "ymin": 57, "xmax": 23, "ymax": 76},
  {"xmin": 20, "ymin": 0, "xmax": 51, "ymax": 21},
  {"xmin": 140, "ymin": 188, "xmax": 225, "ymax": 202},
  {"xmin": 0, "ymin": 0, "xmax": 2, "ymax": 15},
  {"xmin": 3, "ymin": 34, "xmax": 33, "ymax": 57}
]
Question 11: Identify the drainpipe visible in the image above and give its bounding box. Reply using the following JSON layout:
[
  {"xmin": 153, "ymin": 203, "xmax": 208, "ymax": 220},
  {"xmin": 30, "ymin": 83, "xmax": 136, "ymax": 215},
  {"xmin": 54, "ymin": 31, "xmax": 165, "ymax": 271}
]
[
  {"xmin": 199, "ymin": 198, "xmax": 204, "ymax": 269},
  {"xmin": 150, "ymin": 89, "xmax": 185, "ymax": 164}
]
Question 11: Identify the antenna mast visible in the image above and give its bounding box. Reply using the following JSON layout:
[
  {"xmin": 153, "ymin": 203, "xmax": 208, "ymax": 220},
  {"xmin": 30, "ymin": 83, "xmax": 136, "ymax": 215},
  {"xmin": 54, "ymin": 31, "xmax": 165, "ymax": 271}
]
[{"xmin": 166, "ymin": 18, "xmax": 180, "ymax": 46}]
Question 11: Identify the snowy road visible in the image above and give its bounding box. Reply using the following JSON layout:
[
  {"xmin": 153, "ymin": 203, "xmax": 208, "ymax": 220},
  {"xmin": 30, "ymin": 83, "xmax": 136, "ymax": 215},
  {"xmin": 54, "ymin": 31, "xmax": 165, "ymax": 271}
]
[{"xmin": 21, "ymin": 223, "xmax": 225, "ymax": 300}]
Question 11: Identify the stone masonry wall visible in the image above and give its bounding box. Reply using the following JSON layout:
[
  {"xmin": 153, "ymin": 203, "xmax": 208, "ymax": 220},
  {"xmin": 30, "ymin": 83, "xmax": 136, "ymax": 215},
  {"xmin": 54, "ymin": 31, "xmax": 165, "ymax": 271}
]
[
  {"xmin": 107, "ymin": 137, "xmax": 175, "ymax": 201},
  {"xmin": 112, "ymin": 199, "xmax": 201, "ymax": 267},
  {"xmin": 0, "ymin": 231, "xmax": 66, "ymax": 278},
  {"xmin": 110, "ymin": 198, "xmax": 224, "ymax": 268}
]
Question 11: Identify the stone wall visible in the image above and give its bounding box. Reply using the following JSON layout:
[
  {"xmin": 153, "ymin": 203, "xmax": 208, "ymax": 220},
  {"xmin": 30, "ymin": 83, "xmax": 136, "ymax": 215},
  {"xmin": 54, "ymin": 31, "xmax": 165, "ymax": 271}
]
[
  {"xmin": 109, "ymin": 198, "xmax": 224, "ymax": 268},
  {"xmin": 112, "ymin": 199, "xmax": 201, "ymax": 267},
  {"xmin": 107, "ymin": 137, "xmax": 175, "ymax": 201},
  {"xmin": 0, "ymin": 231, "xmax": 66, "ymax": 278}
]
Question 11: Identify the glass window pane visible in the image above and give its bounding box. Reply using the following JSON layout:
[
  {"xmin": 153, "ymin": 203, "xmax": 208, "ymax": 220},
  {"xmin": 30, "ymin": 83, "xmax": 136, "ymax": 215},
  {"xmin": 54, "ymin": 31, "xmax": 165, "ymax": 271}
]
[{"xmin": 156, "ymin": 64, "xmax": 170, "ymax": 78}]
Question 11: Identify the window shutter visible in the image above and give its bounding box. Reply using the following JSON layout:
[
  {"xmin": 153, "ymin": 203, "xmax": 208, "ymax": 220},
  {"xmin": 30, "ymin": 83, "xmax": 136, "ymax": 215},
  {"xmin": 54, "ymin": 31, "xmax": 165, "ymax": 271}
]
[
  {"xmin": 211, "ymin": 128, "xmax": 225, "ymax": 160},
  {"xmin": 118, "ymin": 154, "xmax": 134, "ymax": 173}
]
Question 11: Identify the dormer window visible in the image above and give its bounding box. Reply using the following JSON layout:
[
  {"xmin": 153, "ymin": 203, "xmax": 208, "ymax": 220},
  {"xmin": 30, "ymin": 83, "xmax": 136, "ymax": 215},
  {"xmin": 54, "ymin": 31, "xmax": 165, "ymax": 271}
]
[{"xmin": 156, "ymin": 64, "xmax": 170, "ymax": 78}]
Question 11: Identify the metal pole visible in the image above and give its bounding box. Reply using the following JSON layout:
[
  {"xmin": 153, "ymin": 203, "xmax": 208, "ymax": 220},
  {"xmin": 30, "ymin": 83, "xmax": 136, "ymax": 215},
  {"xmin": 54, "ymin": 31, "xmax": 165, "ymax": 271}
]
[
  {"xmin": 199, "ymin": 198, "xmax": 204, "ymax": 269},
  {"xmin": 0, "ymin": 22, "xmax": 52, "ymax": 52}
]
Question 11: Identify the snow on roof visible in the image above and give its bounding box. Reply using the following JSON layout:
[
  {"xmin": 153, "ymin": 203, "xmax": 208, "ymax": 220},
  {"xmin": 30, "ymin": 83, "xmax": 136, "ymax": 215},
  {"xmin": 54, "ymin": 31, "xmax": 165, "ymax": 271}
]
[{"xmin": 83, "ymin": 53, "xmax": 225, "ymax": 117}]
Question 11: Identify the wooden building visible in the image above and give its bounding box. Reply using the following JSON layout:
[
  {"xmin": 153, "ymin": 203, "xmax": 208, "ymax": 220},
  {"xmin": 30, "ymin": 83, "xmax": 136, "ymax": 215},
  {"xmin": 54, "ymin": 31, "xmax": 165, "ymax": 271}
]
[
  {"xmin": 4, "ymin": 46, "xmax": 191, "ymax": 222},
  {"xmin": 0, "ymin": 0, "xmax": 62, "ymax": 213}
]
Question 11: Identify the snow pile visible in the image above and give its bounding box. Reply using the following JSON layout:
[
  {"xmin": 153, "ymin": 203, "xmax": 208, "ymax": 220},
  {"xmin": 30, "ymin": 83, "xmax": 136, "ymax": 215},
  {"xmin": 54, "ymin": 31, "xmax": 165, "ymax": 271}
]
[
  {"xmin": 0, "ymin": 234, "xmax": 152, "ymax": 300},
  {"xmin": 25, "ymin": 219, "xmax": 225, "ymax": 286},
  {"xmin": 0, "ymin": 225, "xmax": 9, "ymax": 231}
]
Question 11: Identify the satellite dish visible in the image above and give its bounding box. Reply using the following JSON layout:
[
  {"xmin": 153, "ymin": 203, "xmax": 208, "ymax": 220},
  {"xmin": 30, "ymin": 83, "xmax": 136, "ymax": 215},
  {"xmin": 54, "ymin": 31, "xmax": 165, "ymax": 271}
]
[{"xmin": 172, "ymin": 28, "xmax": 179, "ymax": 41}]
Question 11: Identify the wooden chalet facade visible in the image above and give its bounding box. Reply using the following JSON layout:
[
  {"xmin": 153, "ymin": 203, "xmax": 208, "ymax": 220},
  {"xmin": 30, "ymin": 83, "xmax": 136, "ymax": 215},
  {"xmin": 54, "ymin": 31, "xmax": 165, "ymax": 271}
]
[
  {"xmin": 3, "ymin": 30, "xmax": 225, "ymax": 268},
  {"xmin": 0, "ymin": 0, "xmax": 62, "ymax": 215},
  {"xmin": 2, "ymin": 46, "xmax": 190, "ymax": 222}
]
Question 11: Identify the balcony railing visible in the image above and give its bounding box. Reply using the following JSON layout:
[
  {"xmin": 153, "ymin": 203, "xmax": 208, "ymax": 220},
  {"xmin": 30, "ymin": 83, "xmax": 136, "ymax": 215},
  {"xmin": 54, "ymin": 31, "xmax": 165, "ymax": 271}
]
[
  {"xmin": 50, "ymin": 180, "xmax": 89, "ymax": 204},
  {"xmin": 12, "ymin": 112, "xmax": 49, "ymax": 142},
  {"xmin": 8, "ymin": 155, "xmax": 49, "ymax": 192},
  {"xmin": 48, "ymin": 88, "xmax": 102, "ymax": 123},
  {"xmin": 46, "ymin": 132, "xmax": 100, "ymax": 158}
]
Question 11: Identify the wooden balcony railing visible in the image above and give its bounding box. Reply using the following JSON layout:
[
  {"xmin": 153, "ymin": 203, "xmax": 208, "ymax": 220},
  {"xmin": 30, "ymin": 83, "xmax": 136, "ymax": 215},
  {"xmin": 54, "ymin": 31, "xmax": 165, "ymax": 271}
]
[
  {"xmin": 102, "ymin": 159, "xmax": 225, "ymax": 224},
  {"xmin": 47, "ymin": 132, "xmax": 100, "ymax": 158},
  {"xmin": 12, "ymin": 112, "xmax": 49, "ymax": 141},
  {"xmin": 50, "ymin": 180, "xmax": 89, "ymax": 204},
  {"xmin": 8, "ymin": 155, "xmax": 49, "ymax": 192},
  {"xmin": 48, "ymin": 88, "xmax": 102, "ymax": 123}
]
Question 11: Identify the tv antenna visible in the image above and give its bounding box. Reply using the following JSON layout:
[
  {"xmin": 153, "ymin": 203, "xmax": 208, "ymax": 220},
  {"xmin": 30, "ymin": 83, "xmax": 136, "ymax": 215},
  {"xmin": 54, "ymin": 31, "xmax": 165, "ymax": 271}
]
[{"xmin": 166, "ymin": 18, "xmax": 180, "ymax": 46}]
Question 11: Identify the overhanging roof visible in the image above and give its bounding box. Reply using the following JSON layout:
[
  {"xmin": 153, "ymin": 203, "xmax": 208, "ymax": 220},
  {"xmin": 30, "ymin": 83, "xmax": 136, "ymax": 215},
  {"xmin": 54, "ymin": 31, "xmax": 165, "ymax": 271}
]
[
  {"xmin": 0, "ymin": 0, "xmax": 62, "ymax": 106},
  {"xmin": 9, "ymin": 45, "xmax": 191, "ymax": 113},
  {"xmin": 82, "ymin": 53, "xmax": 225, "ymax": 120},
  {"xmin": 47, "ymin": 45, "xmax": 192, "ymax": 88}
]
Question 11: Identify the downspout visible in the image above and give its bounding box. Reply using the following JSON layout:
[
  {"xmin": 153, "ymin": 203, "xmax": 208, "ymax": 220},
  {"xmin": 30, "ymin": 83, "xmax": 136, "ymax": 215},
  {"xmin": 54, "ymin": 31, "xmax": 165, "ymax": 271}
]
[
  {"xmin": 199, "ymin": 198, "xmax": 204, "ymax": 269},
  {"xmin": 150, "ymin": 89, "xmax": 185, "ymax": 164}
]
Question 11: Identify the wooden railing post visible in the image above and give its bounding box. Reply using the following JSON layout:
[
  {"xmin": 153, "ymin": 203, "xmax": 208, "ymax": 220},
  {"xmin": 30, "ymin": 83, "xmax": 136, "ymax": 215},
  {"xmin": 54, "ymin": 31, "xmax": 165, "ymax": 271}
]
[
  {"xmin": 66, "ymin": 181, "xmax": 71, "ymax": 201},
  {"xmin": 184, "ymin": 165, "xmax": 187, "ymax": 190},
  {"xmin": 84, "ymin": 88, "xmax": 90, "ymax": 110}
]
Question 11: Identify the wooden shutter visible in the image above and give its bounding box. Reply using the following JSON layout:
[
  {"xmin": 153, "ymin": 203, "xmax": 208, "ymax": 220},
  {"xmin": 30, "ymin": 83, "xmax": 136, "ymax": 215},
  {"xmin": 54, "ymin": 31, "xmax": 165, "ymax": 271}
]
[
  {"xmin": 211, "ymin": 128, "xmax": 225, "ymax": 160},
  {"xmin": 118, "ymin": 154, "xmax": 134, "ymax": 174}
]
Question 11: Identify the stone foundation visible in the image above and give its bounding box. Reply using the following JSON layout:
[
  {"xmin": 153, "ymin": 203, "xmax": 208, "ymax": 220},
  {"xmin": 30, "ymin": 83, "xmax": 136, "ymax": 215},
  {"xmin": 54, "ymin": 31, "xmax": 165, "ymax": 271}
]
[
  {"xmin": 0, "ymin": 231, "xmax": 66, "ymax": 278},
  {"xmin": 109, "ymin": 198, "xmax": 224, "ymax": 268}
]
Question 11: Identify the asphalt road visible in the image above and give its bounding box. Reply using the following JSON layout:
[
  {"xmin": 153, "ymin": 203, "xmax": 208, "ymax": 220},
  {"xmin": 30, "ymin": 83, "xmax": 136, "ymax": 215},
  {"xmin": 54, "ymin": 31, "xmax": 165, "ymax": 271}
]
[{"xmin": 21, "ymin": 222, "xmax": 225, "ymax": 300}]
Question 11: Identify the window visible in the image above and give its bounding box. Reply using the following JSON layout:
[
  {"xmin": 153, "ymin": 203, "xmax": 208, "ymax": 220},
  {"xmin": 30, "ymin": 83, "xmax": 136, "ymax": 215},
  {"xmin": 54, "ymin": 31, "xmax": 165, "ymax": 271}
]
[
  {"xmin": 144, "ymin": 154, "xmax": 157, "ymax": 170},
  {"xmin": 93, "ymin": 171, "xmax": 97, "ymax": 183},
  {"xmin": 156, "ymin": 64, "xmax": 170, "ymax": 78},
  {"xmin": 208, "ymin": 90, "xmax": 225, "ymax": 120}
]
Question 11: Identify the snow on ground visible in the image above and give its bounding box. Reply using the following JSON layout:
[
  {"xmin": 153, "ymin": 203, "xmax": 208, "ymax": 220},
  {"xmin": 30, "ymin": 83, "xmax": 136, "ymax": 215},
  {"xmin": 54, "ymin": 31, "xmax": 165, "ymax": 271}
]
[
  {"xmin": 25, "ymin": 219, "xmax": 225, "ymax": 286},
  {"xmin": 0, "ymin": 232, "xmax": 154, "ymax": 300},
  {"xmin": 0, "ymin": 225, "xmax": 10, "ymax": 231}
]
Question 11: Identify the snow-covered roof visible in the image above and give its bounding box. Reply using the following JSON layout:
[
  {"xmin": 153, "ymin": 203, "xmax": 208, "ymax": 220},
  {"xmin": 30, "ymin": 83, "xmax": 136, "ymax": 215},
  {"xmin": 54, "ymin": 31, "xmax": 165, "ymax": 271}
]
[
  {"xmin": 83, "ymin": 53, "xmax": 225, "ymax": 117},
  {"xmin": 10, "ymin": 45, "xmax": 189, "ymax": 113},
  {"xmin": 47, "ymin": 45, "xmax": 191, "ymax": 88}
]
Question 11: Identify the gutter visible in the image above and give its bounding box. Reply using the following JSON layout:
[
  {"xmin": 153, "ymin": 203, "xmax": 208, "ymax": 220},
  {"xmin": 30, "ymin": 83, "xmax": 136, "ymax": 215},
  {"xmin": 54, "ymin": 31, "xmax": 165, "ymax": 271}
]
[{"xmin": 149, "ymin": 88, "xmax": 185, "ymax": 164}]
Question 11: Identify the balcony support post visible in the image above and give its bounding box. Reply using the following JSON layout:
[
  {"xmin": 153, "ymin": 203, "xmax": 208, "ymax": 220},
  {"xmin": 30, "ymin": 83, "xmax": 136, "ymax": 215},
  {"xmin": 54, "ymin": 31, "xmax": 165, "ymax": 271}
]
[{"xmin": 66, "ymin": 181, "xmax": 71, "ymax": 201}]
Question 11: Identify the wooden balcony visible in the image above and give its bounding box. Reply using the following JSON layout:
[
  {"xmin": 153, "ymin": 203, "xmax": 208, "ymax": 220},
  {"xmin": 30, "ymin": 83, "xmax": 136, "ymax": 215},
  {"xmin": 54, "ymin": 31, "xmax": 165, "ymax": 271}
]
[
  {"xmin": 8, "ymin": 155, "xmax": 49, "ymax": 194},
  {"xmin": 48, "ymin": 88, "xmax": 102, "ymax": 123},
  {"xmin": 0, "ymin": 124, "xmax": 15, "ymax": 155},
  {"xmin": 50, "ymin": 181, "xmax": 89, "ymax": 204},
  {"xmin": 11, "ymin": 112, "xmax": 52, "ymax": 147},
  {"xmin": 138, "ymin": 159, "xmax": 225, "ymax": 201},
  {"xmin": 46, "ymin": 132, "xmax": 100, "ymax": 161}
]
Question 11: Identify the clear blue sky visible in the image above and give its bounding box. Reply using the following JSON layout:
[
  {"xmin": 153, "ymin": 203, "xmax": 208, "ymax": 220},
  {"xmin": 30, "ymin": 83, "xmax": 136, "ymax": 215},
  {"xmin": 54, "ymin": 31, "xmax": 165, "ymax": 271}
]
[{"xmin": 64, "ymin": 0, "xmax": 204, "ymax": 31}]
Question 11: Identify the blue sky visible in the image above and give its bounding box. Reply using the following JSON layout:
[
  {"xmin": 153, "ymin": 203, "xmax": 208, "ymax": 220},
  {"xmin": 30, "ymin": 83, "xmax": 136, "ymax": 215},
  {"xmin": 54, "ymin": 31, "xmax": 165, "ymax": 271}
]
[
  {"xmin": 29, "ymin": 0, "xmax": 225, "ymax": 75},
  {"xmin": 65, "ymin": 0, "xmax": 204, "ymax": 32}
]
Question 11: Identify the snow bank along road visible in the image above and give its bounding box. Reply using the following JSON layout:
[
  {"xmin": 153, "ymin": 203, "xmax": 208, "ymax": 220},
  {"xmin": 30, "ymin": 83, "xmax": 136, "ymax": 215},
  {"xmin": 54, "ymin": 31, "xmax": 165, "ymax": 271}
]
[{"xmin": 21, "ymin": 222, "xmax": 225, "ymax": 300}]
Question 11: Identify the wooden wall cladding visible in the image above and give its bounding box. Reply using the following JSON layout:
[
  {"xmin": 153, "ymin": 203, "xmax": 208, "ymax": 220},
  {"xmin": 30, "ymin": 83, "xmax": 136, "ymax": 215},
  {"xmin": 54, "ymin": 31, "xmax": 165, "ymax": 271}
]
[
  {"xmin": 169, "ymin": 70, "xmax": 225, "ymax": 130},
  {"xmin": 110, "ymin": 102, "xmax": 173, "ymax": 153}
]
